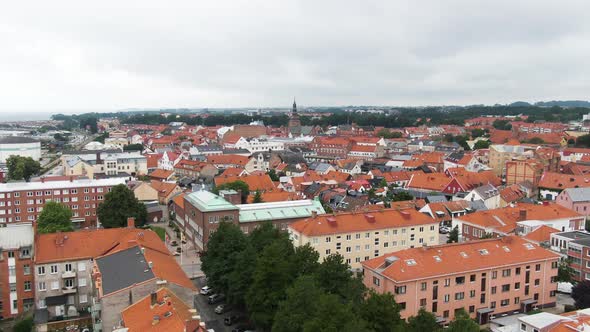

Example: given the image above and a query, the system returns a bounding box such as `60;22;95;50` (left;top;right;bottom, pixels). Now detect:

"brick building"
0;223;34;319
0;178;125;228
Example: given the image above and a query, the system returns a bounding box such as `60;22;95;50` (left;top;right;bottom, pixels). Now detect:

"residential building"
309;136;351;160
0;223;34;319
288;208;439;270
0;178;125;228
462;184;501;210
63;151;147;178
555;187;590;216
505;159;544;191
488;144;531;176
173;159;218;179
214;173;276;193
157;151;182;171
549;231;590;255
362;236;559;324
235;137;285;153
566;237;590;282
453;203;585;241
538;172;590;200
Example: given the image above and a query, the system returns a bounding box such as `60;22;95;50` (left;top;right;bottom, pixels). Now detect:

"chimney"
150;292;157;306
148;261;153;269
400;211;411;219
41;176;45;183
127;217;135;228
311;210;318;219
364;214;376;223
152;315;160;326
542;201;549;206
519;209;527;221
69;175;74;182
327;217;337;226
96;152;102;164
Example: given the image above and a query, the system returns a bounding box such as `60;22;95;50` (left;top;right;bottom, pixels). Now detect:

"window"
38;266;45;275
9;283;16;292
491;286;497;294
23;264;30;275
65;279;74;288
455;276;465;285
356;233;361;239
325;249;331;255
346;247;351;253
444;278;451;287
470;290;476;298
7;251;14;258
420;298;427;307
443;310;449;318
491;301;496;309
346;234;351;240
395;286;406;294
502;269;511;277
492;271;498;279
535;264;541;271
515;297;520;304
365;232;370;238
336;243;341;250
50;265;58;274
501;299;510;307
79;294;88;303
8;266;15;277
534;279;540;286
325;237;331;243
420;282;427;291
24;281;31;291
469;305;475;313
455;292;465;300
65;263;72;272
444;294;450;302
38;282;46;291
470;274;476;282
373;277;381;286
51;281;59;290
502;284;510;292
515;282;521;290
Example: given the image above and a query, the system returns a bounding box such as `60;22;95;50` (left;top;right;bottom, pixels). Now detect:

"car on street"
439;226;451;234
224;314;244;326
200;286;213;295
215;303;232;314
208;293;225;304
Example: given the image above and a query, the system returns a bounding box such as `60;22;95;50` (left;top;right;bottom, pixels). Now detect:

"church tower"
288;98;301;133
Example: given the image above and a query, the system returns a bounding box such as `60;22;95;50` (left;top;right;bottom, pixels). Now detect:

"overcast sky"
1;0;589;112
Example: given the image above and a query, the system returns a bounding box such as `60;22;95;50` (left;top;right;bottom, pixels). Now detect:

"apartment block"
0;178;125;228
0;223;34;319
288;208;439;270
362;236;559;325
62;151;147;178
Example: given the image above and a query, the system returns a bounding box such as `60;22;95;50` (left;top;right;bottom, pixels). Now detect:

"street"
193;276;246;332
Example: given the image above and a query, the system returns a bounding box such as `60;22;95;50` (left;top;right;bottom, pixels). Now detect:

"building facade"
363;236;559;325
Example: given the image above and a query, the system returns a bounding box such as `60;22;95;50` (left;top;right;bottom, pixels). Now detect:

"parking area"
193;277;252;332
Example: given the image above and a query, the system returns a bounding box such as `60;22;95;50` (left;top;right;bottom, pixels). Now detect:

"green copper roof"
237;198;325;223
185;190;238;212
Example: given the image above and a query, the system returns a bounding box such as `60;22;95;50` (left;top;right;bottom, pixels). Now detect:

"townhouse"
555;187;590;216
453;203;585;241
309;136;351;160
288;208;439;270
362;236;560;324
173;159;218;179
0;178;125;228
63;151;147;178
0;223;34;319
538;172;590;200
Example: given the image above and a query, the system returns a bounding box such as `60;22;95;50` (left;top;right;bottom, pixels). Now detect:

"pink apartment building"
362;236;559;326
556;187;590;217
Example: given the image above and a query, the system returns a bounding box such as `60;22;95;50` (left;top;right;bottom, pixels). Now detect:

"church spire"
292;97;297;114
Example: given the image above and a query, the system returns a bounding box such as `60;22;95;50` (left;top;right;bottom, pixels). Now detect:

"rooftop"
0;177;125;193
363;236;559;282
184;190;238;212
0;136;39;144
237;198;325;223
562;187;590;202
96;245;155;296
0;223;33;249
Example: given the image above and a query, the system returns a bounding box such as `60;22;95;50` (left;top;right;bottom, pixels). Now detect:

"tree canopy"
213;180;250;203
96;184;147;228
473;140;491;150
6;156;41;182
572;280;590;309
447;226;459;243
37;201;74;234
253;190;264;203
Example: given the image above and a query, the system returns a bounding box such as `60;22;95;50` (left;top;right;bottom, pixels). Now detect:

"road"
193;276;243;332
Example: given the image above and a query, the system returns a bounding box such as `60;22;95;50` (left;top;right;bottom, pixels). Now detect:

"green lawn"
150;226;167;241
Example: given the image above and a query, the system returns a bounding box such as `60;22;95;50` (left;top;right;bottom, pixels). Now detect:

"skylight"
524;243;535;250
405;259;417;266
502;246;511;252
479;249;489;255
460;251;468;258
433;256;442;262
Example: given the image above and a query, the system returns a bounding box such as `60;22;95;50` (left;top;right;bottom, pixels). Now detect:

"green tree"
577;134;590;148
392;191;414;202
214;180;250;203
123;143;144;151
407;308;441;332
493;119;512;130
368;188;377;199
359;290;403;332
202;222;248;298
293;244;320;276
302;293;368;332
447;225;459;243
37;201;74;234
97;184;147;228
473;140;491;150
558;257;575;283
273;276;324;332
447;308;479;332
572;280;590;309
267;169;280;181
246;237;297;330
253;190;264;203
6;156;41;181
377;128;403;139
13;316;34;332
525;137;545;145
314;254;366;304
470;128;486;138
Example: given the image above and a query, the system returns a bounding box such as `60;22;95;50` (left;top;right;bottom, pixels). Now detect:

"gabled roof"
524;225;559;244
214;174;276;192
406;172;450;191
121;287;205;332
561;187;590;202
150;169;174;180
96;246;156;295
206;154;249;167
150;181;179;198
539;172;590;190
362;236;559;282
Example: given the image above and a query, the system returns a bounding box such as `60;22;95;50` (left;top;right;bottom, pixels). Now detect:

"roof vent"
400;211;411;219
163;311;173;318
365;214;376;223
327;217;337;226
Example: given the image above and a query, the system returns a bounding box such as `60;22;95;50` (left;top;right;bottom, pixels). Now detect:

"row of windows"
321;227;435;243
38;294;87;308
37;277;87;291
38;262;86;275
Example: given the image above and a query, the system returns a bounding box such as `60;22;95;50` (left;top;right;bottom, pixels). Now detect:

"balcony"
62;286;77;294
62;270;76;278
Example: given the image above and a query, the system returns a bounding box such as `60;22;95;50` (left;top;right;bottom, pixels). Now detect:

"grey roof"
563;187;590;202
223;148;250;154
0;223;34;249
555;231;590;240
0;136;39;144
426;195;447;203
95;246;155;296
468;200;488;211
473;184;500;199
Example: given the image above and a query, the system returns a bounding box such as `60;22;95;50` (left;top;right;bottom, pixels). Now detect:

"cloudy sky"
1;0;589;112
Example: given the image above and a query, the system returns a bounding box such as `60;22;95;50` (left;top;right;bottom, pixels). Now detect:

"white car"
558;282;573;294
200;286;213;295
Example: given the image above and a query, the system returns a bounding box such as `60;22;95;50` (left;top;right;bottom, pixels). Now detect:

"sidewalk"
152;219;204;279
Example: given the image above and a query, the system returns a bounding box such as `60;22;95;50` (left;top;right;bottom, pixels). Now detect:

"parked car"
439;226;451;234
232;326;255;332
224;314;243;326
208;293;225;304
170;240;178;246
176;247;182;253
215;304;233;314
200;286;213;295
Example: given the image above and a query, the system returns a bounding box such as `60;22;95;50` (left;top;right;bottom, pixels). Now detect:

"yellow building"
288;208;439;270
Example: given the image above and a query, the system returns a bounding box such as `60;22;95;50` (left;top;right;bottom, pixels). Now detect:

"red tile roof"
524;225;559;244
539;172;590;190
406;172;450;191
363;236;559;282
214;173;276;192
289;208;436;237
150;169;174;180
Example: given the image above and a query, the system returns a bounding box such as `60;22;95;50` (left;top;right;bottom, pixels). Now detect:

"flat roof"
0;223;33;248
553;231;590;240
236;199;325;223
184;190;238;212
0;178;125;192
